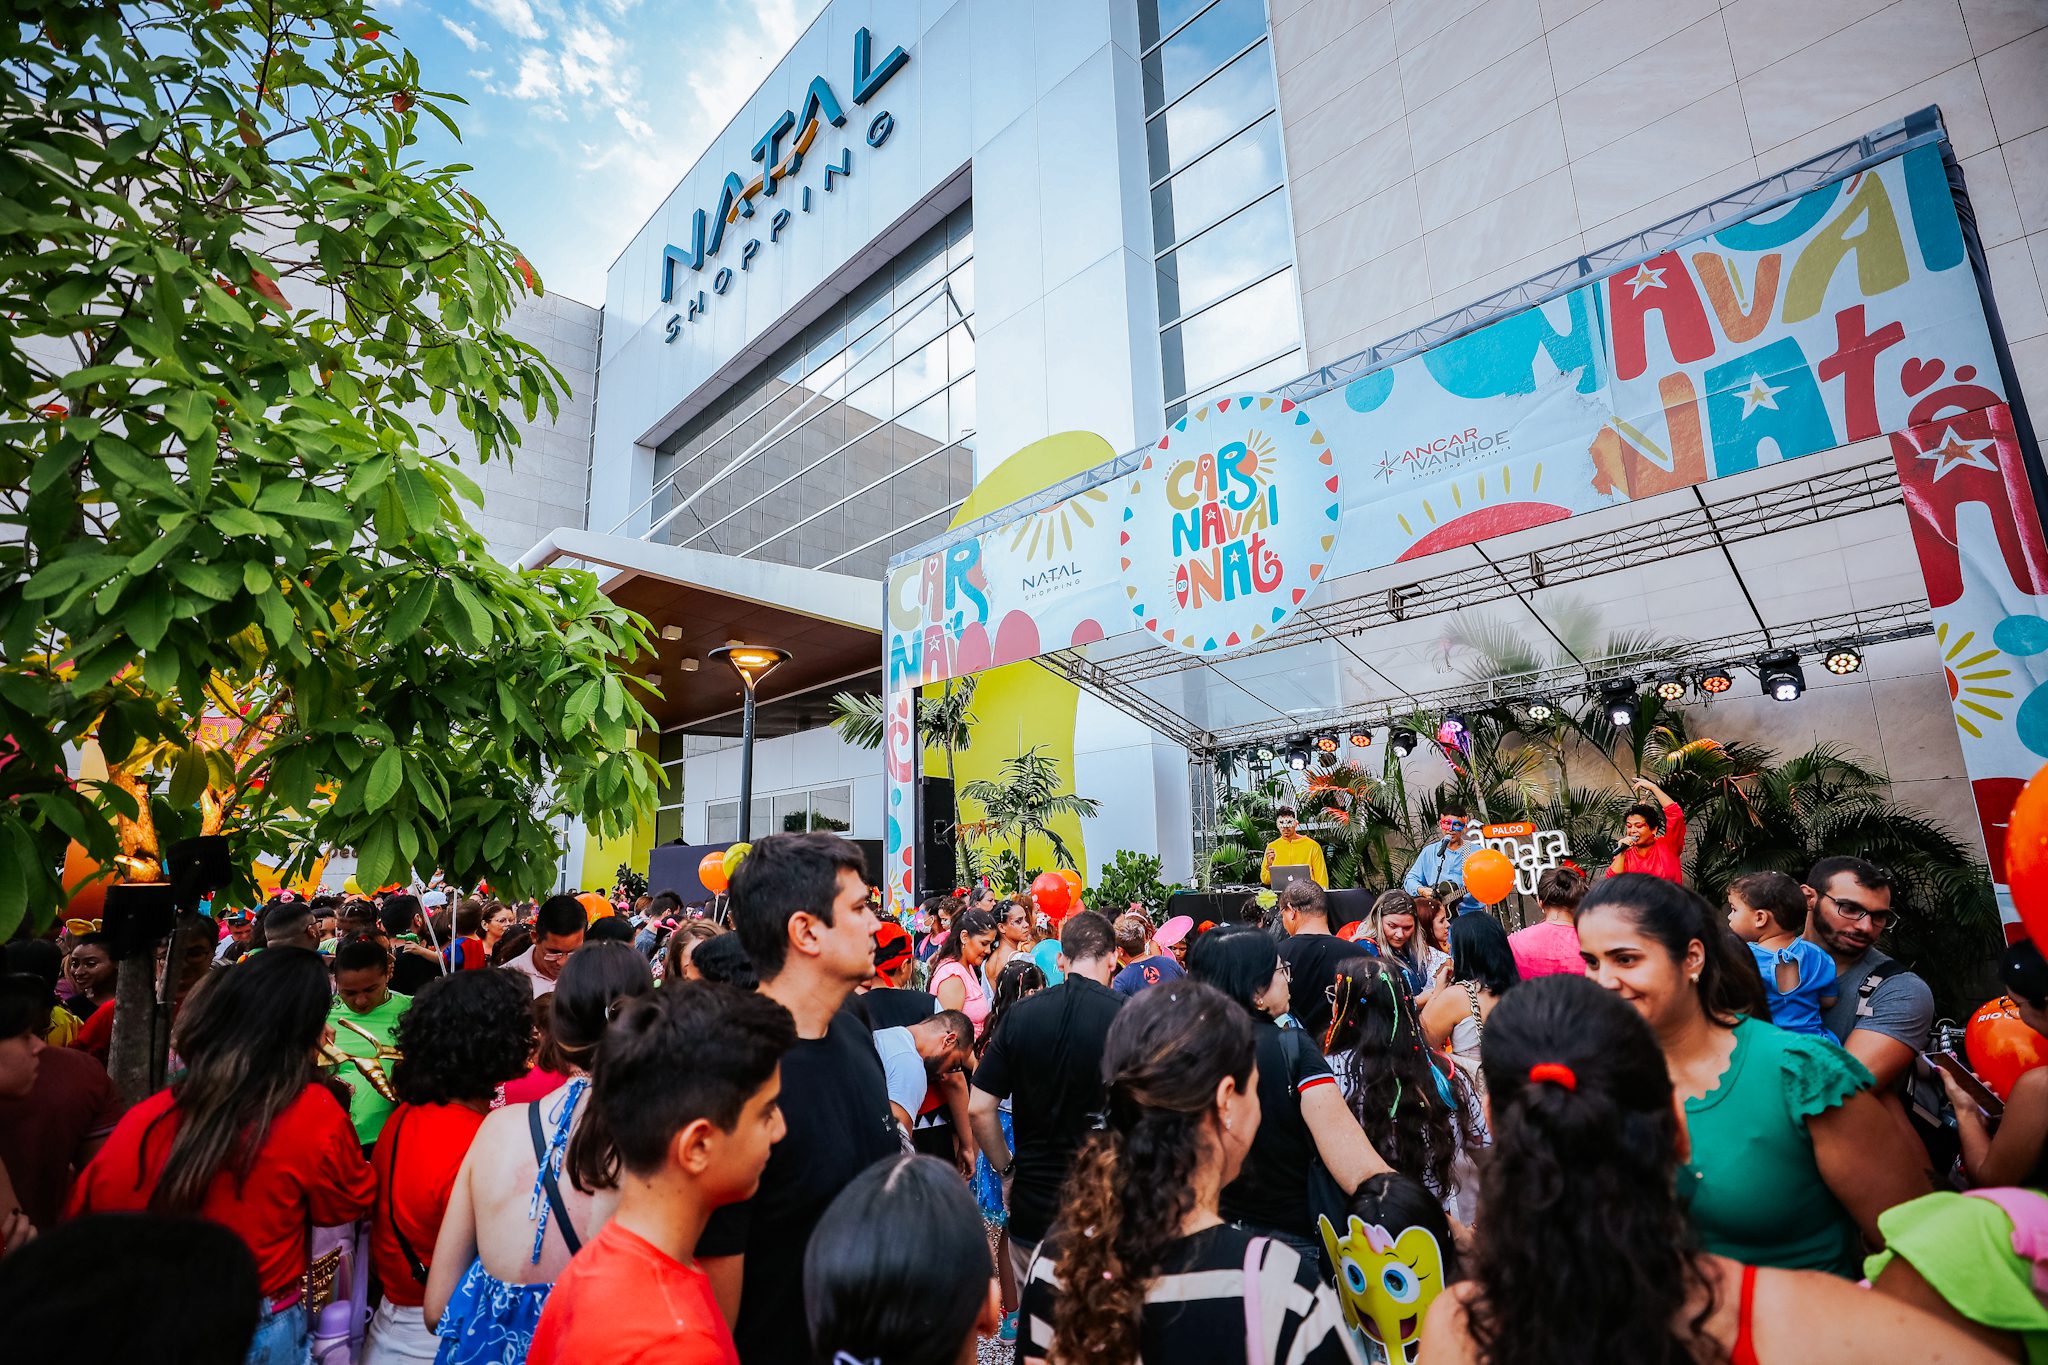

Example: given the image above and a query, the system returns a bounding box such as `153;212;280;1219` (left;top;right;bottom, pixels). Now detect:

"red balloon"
1031;871;1072;919
698;851;729;894
1965;995;2048;1101
2007;761;2048;947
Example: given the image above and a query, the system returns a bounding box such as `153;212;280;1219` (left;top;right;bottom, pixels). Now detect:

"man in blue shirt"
1403;803;1480;914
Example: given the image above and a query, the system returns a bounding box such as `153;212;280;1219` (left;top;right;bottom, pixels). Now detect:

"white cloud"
509;48;558;100
470;0;545;41
614;107;653;141
441;17;486;51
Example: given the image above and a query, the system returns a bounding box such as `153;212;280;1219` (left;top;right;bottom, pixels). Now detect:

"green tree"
0;0;659;933
958;744;1099;877
830;677;978;875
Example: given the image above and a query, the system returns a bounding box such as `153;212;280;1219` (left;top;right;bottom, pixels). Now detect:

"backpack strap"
527;1097;583;1257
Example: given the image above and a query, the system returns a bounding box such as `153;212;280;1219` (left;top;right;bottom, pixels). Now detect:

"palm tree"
1209;776;1289;883
830;678;980;875
958;744;1101;876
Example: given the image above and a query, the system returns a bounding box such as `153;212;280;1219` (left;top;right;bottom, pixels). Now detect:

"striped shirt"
1017;1224;1362;1365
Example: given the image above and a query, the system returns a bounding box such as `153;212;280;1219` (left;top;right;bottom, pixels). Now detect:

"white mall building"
479;0;2048;893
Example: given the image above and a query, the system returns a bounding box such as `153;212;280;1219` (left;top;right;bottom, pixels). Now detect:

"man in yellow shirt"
1260;806;1328;887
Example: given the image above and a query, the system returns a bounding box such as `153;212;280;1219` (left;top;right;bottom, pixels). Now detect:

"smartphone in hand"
1926;1051;2004;1119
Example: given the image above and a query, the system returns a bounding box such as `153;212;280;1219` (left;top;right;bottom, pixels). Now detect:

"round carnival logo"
1119;394;1340;654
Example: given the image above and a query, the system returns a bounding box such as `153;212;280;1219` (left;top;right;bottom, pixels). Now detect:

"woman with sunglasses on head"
1189;924;1388;1260
424;944;653;1364
1325;956;1485;1226
1575;874;1928;1277
1416;974;2000;1365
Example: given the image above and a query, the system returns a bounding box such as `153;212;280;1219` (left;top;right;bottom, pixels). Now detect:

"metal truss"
1031;651;1213;751
1079;449;1904;686
1200;597;1935;750
886;107;1946;573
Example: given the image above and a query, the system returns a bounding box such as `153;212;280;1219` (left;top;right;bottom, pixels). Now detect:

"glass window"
658;732;687;763
1143;0;1266;110
658;758;685;806
772;792;809;834
1157;188;1292;324
654;808;682;844
1145;42;1274;180
1161;267;1299;401
1151;112;1282;250
707;801;739;846
812;786;852;832
1139;0;1217;49
1170;347;1307;422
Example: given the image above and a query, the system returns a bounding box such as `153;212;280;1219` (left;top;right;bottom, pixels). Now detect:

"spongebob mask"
1317;1214;1445;1363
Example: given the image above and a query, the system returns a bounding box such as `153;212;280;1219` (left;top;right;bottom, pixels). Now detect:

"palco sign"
1477;822;1571;897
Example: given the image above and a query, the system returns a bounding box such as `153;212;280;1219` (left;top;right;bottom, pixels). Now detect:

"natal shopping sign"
883;132;2048;920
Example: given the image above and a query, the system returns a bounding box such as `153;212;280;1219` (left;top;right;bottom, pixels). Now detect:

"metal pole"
737;682;757;842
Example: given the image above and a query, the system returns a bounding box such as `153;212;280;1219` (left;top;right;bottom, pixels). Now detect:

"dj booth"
1165;886;1373;932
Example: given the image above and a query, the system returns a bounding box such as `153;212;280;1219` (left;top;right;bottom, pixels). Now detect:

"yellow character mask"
1317;1214;1445;1362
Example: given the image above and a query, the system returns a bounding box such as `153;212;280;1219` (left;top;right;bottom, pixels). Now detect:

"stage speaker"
920;775;957;894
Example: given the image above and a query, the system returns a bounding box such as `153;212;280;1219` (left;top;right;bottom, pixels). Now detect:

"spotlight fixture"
1823;644;1863;676
1698;664;1735;695
1347;731;1373;749
1652;673;1688;702
1315;749;1338;769
1759;649;1805;702
1286;739;1312;771
1314;734;1341;754
1599;677;1639;728
1524;697;1555;722
1254;744;1276;761
1390;727;1417;758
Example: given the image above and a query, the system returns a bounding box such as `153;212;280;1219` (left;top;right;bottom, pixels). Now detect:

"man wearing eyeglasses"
1802;855;1932;1093
505;894;587;998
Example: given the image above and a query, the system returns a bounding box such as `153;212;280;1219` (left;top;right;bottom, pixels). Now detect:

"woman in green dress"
1575;873;1928;1276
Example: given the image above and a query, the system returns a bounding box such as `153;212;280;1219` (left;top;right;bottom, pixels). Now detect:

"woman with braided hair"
1415;974;1999;1365
1324;955;1485;1225
1015;980;1360;1364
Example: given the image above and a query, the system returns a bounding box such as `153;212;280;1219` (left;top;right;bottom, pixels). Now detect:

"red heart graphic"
1324;475;1339;492
1902;357;1945;394
1291;588;1306;604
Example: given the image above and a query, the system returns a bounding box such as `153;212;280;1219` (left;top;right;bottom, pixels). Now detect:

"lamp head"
708;643;791;691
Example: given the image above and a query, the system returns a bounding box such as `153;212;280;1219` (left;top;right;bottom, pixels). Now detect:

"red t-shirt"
502;1067;569;1106
0;1045;122;1230
529;1221;739;1365
69;999;116;1063
370;1102;487;1307
70;1082;377;1296
1619;801;1687;883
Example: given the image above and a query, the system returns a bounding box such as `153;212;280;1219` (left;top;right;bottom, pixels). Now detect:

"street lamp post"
708;644;791;843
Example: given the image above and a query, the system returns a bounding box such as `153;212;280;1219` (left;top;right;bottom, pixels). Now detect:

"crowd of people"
1;827;2044;1364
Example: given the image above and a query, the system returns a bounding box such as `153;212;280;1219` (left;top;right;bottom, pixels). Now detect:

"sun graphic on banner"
1226;428;1278;486
1007;487;1111;562
1938;622;2016;738
1393;462;1574;560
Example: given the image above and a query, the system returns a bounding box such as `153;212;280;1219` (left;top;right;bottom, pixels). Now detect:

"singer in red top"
1608;776;1687;884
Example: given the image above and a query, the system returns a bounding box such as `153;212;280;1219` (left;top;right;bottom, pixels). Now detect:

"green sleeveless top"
1679;1014;1872;1276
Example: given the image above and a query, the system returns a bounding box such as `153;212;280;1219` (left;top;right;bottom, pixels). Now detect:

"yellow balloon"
723;841;753;878
343;876;363;895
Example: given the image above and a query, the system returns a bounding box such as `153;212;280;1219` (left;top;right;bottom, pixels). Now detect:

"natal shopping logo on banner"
1120;395;1340;653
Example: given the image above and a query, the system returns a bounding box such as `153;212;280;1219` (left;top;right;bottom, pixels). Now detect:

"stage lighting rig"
1389;727;1417;758
1698;665;1736;695
1760;650;1805;702
1823;644;1863;675
1599;677;1639;728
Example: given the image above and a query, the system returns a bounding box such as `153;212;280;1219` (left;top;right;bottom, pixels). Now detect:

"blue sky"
385;0;827;305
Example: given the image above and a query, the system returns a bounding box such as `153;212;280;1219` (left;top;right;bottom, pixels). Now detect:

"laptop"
1271;865;1315;895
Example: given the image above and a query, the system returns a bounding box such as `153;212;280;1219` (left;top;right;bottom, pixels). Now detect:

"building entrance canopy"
878;108;2048;923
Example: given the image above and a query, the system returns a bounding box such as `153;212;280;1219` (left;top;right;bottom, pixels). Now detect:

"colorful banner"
882;137;2033;913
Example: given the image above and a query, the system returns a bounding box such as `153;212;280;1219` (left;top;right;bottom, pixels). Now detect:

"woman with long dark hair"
1421;911;1521;1081
70;947;376;1363
424;945;653;1364
1417;974;1998;1365
1576;874;1925;1277
931;908;997;1040
1324;956;1484;1224
807;1154;999;1365
1018;981;1359;1364
1189;924;1386;1257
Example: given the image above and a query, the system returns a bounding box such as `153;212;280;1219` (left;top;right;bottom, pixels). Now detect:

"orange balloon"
578;891;613;922
1966;994;2048;1100
1463;848;1516;905
698;851;729;894
2006;761;2048;946
1057;868;1083;899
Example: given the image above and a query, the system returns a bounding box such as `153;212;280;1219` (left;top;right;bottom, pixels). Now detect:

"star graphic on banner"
1624;263;1666;297
1919;432;1998;482
1736;374;1785;418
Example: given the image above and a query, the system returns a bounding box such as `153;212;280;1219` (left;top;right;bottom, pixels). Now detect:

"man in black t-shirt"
1276;881;1367;1043
970;910;1124;1283
698;834;898;1364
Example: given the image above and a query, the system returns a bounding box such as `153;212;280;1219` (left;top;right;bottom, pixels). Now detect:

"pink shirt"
929;960;990;1038
1508;919;1585;981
